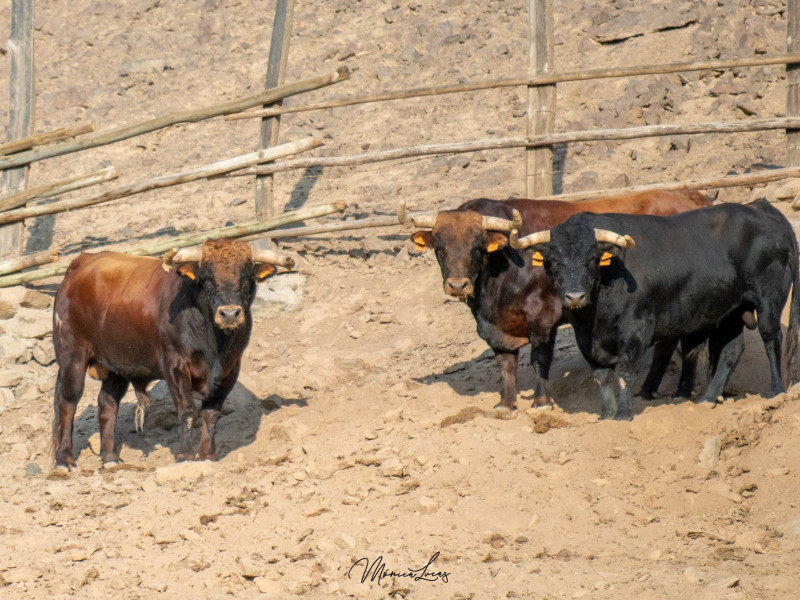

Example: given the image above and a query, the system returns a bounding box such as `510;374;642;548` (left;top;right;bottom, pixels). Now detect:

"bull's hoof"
697;396;719;407
195;454;218;462
176;453;196;462
101;460;122;470
52;463;74;475
614;411;634;422
635;388;656;401
530;396;554;410
490;405;518;420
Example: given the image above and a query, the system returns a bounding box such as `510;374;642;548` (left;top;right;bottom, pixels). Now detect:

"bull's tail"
783;233;800;389
133;387;151;433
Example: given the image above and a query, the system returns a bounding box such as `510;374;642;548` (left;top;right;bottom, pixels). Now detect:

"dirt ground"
2;1;800;599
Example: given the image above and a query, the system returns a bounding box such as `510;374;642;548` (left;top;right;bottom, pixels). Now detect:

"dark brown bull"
403;190;711;412
52;239;294;469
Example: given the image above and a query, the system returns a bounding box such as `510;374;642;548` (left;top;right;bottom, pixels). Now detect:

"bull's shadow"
413;324;781;418
69;380;308;465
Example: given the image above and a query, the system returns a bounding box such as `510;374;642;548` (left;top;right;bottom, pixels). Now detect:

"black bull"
516;199;800;420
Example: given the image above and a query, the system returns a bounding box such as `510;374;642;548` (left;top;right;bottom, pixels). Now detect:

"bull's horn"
594;228;635;249
510;229;550;249
250;247;296;269
162;246;203;270
398;200;437;229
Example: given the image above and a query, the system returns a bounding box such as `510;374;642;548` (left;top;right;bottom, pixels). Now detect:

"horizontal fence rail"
227;53;800;121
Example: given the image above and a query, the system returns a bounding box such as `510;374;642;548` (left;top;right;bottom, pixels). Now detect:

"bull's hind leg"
699;321;745;404
53;363;87;469
756;306;785;397
638;339;677;399
675;333;707;398
97;373;129;464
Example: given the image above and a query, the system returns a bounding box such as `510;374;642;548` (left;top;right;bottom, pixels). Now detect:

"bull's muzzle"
564;292;588;310
444;278;474;298
215;304;245;330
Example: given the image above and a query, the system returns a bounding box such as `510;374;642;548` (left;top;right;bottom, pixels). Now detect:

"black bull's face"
411;212;511;299
531;219;621;310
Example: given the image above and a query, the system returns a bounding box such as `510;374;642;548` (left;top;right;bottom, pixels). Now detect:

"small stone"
683;567;704;584
698;435;721;470
25;462;42;476
70;547;93;562
293;471;307;481
155;462;214;484
16;319;52;339
150;525;180;545
335;532;356;549
592;478;609;487
0;371;22;388
254;577;282;594
378;457;406;478
417;495;439;514
768;467;789;477
528;514;541;529
141;478;159;493
383;408;403;423
20;289;53;310
239;557;265;578
269;419;310;443
649;549;663;561
364;431;379;440
180;529;201;541
32;341;56;366
0;299;17;319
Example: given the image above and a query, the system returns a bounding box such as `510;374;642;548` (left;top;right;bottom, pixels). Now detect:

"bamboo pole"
0;0;34;258
0;249;59;276
788;0;800;165
526;0;555;197
225;53;800;121
0;164;118;212
534;166;800;203
255;0;294;220
225;117;800;178
0;68;348;171
0;137;322;226
0;202;346;287
0;124;93;157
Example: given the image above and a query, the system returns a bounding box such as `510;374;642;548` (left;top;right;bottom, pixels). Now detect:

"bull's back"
55;252;171;375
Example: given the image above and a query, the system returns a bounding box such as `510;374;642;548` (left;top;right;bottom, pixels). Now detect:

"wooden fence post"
788;0;800;166
254;0;295;220
526;0;555;198
0;0;34;258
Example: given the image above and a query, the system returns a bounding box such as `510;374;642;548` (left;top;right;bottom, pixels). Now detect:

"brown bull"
402;190;711;412
52;239;293;469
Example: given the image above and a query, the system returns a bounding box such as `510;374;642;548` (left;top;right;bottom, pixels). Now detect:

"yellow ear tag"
599;251;613;266
487;242;499;253
532;251;544;267
184;271;195;280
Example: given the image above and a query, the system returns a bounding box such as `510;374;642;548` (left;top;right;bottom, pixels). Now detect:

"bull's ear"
254;263;277;282
485;232;508;253
177;262;198;281
411;231;434;251
598;243;621;267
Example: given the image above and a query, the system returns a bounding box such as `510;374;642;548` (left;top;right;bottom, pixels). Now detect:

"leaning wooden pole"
0;249;59;276
0;124;93;157
0;68;348;171
526;0;555;197
0;164;118;212
788;0;800;166
226;117;800;178
0;202;346;287
0;138;322;227
255;0;294;220
0;0;34;257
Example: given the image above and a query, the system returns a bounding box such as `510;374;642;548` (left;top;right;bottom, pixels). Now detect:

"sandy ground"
1;1;800;598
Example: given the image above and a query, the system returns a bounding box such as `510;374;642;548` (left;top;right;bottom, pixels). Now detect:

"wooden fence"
1;0;800;285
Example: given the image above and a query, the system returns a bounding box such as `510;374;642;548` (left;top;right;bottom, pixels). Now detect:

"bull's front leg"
529;323;558;409
197;361;241;461
493;348;519;411
165;364;198;461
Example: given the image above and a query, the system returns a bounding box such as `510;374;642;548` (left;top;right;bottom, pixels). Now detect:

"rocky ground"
2;0;800;598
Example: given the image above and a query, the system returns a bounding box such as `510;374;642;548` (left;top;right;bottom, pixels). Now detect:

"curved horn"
398;200;437;229
510;229;550;250
594;228;635;249
481;209;523;232
163;246;203;270
250;247;296;269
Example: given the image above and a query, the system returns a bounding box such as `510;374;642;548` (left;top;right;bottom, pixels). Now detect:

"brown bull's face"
412;211;509;300
177;239;276;333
